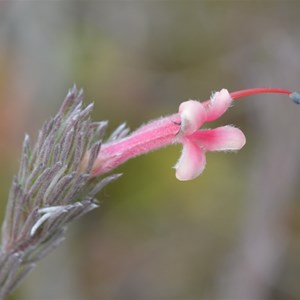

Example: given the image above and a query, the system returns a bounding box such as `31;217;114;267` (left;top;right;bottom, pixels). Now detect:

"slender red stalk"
202;87;300;108
230;87;293;100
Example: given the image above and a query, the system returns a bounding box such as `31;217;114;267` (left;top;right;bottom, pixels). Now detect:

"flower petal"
175;138;206;181
190;126;246;151
206;89;233;122
179;100;206;135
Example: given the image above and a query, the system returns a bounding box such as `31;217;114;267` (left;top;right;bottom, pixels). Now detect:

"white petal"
179;100;206;134
206;89;233;122
175;139;206;181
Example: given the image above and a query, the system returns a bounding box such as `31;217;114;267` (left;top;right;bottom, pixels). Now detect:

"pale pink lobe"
205;89;233;122
190;125;246;151
175;138;206;181
179;100;206;134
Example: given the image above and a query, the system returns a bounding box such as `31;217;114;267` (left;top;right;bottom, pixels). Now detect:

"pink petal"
206;89;233;122
175;138;206;181
190;126;246;151
179;100;206;134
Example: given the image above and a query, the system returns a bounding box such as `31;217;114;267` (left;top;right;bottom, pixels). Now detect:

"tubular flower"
90;87;300;181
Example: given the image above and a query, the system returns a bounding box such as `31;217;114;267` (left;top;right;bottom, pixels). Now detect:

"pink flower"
87;87;297;181
174;89;245;180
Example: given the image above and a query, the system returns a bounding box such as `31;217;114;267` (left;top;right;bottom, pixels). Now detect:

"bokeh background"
1;1;300;299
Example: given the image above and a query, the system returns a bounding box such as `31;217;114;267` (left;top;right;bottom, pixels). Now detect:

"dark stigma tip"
289;92;300;105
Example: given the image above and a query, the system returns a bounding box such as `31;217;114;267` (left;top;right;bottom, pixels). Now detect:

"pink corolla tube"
86;87;299;181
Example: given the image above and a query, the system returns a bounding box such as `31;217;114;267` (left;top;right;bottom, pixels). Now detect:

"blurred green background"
1;1;300;299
